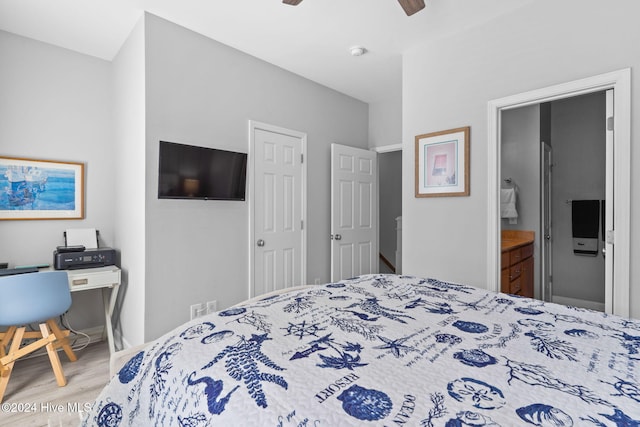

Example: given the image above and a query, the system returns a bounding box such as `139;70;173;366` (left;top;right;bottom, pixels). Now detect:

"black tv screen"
158;141;247;201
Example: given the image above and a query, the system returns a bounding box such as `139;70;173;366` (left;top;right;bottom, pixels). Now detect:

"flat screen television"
158;141;247;201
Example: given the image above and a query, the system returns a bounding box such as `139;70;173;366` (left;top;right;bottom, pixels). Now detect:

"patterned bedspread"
83;274;640;426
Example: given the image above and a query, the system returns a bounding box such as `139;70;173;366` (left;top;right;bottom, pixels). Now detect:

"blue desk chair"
0;271;77;403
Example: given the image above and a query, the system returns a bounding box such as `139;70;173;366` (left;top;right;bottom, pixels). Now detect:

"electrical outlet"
190;303;206;320
206;300;218;314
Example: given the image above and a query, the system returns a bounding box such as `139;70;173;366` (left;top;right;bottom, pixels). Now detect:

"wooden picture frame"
415;126;470;197
0;156;85;220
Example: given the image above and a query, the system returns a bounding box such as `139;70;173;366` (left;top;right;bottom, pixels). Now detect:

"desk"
66;266;120;355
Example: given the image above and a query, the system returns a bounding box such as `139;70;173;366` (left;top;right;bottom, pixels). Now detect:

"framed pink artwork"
415;127;470;197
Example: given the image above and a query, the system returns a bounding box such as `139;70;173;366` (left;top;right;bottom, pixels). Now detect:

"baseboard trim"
552;295;605;312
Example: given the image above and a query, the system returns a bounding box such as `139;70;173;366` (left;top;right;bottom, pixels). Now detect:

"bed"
82;274;640;426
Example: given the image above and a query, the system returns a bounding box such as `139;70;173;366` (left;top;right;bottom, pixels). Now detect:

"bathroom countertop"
501;230;534;251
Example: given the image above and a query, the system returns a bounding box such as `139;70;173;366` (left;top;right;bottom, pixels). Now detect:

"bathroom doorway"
487;69;631;317
500;92;606;310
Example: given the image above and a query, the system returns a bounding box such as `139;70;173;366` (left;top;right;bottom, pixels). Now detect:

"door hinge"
607;116;614;131
606;230;615;245
301;220;304;230
301;153;304;163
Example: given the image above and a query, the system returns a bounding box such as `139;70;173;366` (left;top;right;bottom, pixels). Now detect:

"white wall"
111;18;147;348
0;30;113;330
143;14;368;340
402;0;640;318
369;97;402;149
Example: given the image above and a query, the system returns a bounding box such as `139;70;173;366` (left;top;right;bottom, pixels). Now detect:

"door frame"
486;68;631;317
540;142;552;303
248;120;307;298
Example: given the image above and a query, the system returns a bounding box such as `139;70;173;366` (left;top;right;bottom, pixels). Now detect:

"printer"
53;246;116;270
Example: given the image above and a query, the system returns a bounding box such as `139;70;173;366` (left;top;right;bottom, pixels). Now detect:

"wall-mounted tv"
158;141;247;201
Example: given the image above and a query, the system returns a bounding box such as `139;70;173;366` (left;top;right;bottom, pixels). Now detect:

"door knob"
334;234;342;240
545;234;551;240
257;239;265;247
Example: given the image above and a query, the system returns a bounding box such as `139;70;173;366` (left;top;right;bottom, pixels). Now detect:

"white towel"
500;188;518;219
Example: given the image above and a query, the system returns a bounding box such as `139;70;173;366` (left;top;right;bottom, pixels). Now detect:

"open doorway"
500;92;606;311
487;69;631;317
378;149;402;274
373;144;403;274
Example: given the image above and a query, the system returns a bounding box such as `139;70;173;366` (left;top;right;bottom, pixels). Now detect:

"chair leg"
39;323;66;387
0;326;17;360
46;319;77;363
0;327;25;404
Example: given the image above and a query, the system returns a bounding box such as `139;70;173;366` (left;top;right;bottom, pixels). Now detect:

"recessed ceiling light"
350;46;367;57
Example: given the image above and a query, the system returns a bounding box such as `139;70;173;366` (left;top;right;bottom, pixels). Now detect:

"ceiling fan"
282;0;425;16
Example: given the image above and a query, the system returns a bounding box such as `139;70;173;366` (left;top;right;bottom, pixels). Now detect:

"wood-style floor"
0;341;110;427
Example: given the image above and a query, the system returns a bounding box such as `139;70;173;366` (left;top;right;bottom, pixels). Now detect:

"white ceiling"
0;0;533;104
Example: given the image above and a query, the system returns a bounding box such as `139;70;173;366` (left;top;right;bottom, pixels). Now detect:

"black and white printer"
53;228;116;270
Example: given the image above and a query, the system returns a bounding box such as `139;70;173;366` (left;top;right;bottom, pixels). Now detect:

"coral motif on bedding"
202;333;287;408
83;274;640;426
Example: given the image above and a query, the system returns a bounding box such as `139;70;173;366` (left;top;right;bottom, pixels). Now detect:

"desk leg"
101;284;119;355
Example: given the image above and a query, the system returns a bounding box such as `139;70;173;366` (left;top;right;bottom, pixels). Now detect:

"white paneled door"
251;123;306;297
331;143;378;281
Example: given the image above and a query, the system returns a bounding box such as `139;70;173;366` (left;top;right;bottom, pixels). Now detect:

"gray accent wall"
402;0;640;318
142;14;368;341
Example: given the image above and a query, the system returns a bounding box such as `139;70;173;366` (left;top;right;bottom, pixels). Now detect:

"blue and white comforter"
83;274;640;426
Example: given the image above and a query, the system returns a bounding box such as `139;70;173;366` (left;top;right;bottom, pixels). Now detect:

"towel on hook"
500;188;518;219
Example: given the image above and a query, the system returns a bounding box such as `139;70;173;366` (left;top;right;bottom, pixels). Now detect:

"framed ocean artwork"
0;156;84;220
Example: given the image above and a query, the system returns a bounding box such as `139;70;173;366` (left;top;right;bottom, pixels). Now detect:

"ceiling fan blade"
283;0;303;5
398;0;425;16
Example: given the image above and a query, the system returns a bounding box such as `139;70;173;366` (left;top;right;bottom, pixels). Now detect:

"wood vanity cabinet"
501;231;534;298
